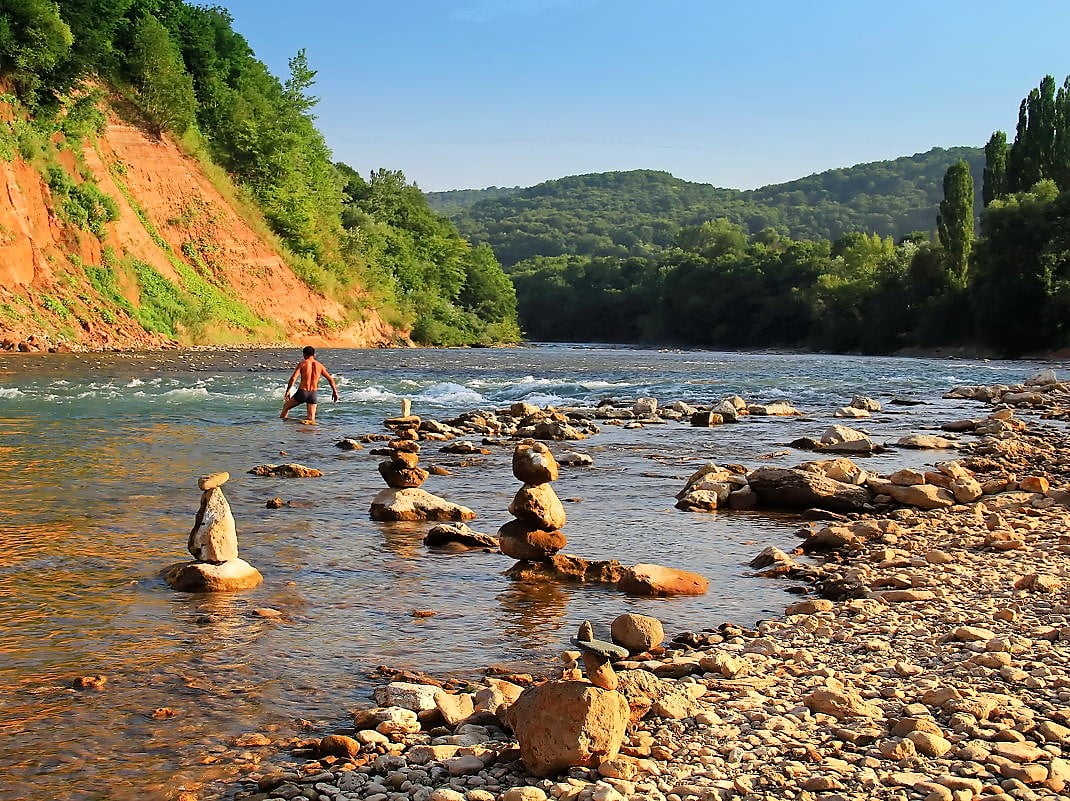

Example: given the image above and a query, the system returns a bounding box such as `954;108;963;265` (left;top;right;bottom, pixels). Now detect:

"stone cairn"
498;440;568;562
162;472;263;592
369;403;476;522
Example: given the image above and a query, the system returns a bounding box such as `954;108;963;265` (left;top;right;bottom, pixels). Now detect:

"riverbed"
0;346;1053;799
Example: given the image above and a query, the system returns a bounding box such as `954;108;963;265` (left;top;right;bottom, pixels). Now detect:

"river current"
0;345;1054;799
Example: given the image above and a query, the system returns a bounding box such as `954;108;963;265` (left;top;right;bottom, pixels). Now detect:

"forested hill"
427;147;983;266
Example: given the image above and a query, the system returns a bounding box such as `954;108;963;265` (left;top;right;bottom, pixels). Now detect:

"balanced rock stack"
498;440;569;561
162;472;263;592
369;404;476;522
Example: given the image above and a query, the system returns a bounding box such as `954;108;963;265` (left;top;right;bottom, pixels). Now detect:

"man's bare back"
280;346;339;423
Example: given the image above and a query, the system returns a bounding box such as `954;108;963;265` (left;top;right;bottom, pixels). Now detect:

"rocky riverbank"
223;374;1070;801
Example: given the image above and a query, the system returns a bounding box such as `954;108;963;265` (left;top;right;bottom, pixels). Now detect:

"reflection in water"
0;347;1048;799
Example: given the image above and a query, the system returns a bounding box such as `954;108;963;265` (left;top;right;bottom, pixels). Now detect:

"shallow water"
0;345;1053;799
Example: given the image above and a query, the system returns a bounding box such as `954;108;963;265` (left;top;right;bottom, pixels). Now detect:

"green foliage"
339;164;520;344
0;0;73;103
983;131;1007;206
431;150;984;268
937;160;974;288
127;12;197;136
48;165;119;236
130;257;186;336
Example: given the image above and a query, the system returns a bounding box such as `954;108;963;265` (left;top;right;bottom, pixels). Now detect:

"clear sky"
215;0;1070;192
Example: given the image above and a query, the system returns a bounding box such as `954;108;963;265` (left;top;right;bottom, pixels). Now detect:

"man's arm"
285;366;300;393
323;367;340;401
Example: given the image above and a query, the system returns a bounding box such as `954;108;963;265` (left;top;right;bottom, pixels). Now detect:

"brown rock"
1019;475;1050;493
378;462;430;488
887;483;955;509
610;614;665;653
618;563;709;596
506;554;625;584
583;653;618;690
318;735;361;759
248;463;323;478
198;471;230;490
803;687;881;719
503;681;629;777
512;441;560;484
436;692;475;726
498;520;568;560
509;483;568;529
390;450;421;468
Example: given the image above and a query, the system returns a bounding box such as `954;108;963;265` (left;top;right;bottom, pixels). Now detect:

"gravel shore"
229;380;1070;801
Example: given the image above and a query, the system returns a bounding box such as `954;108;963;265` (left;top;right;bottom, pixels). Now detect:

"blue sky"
216;0;1070;192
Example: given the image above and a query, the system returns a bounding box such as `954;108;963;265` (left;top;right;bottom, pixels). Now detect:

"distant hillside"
427;147;984;266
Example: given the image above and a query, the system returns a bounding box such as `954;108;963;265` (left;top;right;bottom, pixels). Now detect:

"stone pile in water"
369;406;476;522
498;440;569;561
503;441;709;596
162;472;263;592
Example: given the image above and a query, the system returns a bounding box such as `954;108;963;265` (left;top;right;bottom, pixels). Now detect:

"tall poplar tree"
937;159;974;288
982;131;1007;206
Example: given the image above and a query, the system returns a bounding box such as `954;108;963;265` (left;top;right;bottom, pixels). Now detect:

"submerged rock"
162;558;263;592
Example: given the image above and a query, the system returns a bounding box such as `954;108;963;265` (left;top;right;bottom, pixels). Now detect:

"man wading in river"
279;346;339;424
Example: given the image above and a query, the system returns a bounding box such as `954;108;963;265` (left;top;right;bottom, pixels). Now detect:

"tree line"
0;0;519;345
498;77;1070;357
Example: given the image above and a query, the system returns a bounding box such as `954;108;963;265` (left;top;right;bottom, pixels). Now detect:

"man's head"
302;346;316;358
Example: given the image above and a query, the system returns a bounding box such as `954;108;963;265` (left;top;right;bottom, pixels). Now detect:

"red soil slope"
0;109;401;351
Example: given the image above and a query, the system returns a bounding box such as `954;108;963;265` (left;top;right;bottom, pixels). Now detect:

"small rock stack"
369;405;476;522
162;472;263;592
498;440;568;561
377;440;429;490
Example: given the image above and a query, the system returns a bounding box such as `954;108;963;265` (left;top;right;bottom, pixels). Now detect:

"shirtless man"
279;346;339;423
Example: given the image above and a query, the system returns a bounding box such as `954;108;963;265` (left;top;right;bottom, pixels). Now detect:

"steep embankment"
0;106;401;352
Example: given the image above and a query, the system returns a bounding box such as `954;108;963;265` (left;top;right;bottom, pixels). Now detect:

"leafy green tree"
937;159;974;287
0;0;73;102
126;12;197;135
983;131;1008;206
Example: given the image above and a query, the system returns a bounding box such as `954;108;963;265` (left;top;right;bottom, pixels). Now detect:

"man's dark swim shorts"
292;388;319;405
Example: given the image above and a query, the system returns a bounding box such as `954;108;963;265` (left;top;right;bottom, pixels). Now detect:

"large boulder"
509;483;567;529
188;487;238;563
747;466;871;512
498;520;568;560
503;681;629;777
618;563;708;596
512;441;560;484
162;558;263;592
370;488;476;522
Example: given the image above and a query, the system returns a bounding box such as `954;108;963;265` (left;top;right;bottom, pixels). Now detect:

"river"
0;345;1052;799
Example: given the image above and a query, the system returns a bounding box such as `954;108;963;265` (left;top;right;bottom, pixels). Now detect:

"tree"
0;0;73;102
127;12;197;135
982;131;1007;206
937;159;974;287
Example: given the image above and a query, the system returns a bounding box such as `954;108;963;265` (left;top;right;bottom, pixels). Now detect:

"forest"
0;0;520;345
431;80;1070;356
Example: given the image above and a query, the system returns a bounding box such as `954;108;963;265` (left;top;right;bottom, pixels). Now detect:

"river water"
0;345;1052;799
